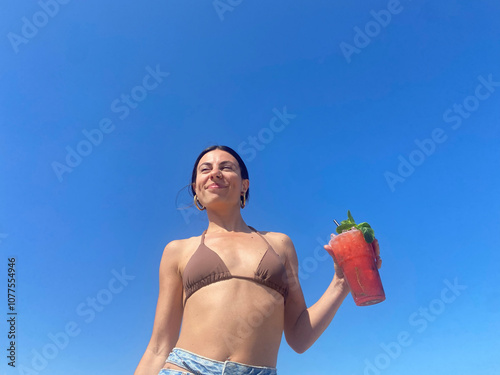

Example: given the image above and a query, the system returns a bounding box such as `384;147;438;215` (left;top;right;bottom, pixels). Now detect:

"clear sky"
1;1;500;374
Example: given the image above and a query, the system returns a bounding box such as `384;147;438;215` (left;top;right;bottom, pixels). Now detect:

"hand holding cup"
325;211;385;306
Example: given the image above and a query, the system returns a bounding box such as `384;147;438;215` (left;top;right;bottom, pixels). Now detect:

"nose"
210;168;222;179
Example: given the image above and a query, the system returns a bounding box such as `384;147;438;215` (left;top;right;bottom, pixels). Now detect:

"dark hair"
190;145;250;202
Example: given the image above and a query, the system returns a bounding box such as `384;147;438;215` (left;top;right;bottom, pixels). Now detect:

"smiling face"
193;149;249;209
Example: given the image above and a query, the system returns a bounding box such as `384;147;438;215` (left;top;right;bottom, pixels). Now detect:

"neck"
205;205;249;233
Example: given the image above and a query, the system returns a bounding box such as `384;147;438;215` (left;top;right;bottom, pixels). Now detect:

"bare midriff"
162;278;284;370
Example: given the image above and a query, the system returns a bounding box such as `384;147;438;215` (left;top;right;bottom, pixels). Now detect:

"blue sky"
1;1;499;374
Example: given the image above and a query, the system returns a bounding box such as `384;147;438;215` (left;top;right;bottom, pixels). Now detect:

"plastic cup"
329;229;385;306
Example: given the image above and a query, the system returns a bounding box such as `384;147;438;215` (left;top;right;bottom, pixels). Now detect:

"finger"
372;239;380;257
376;257;382;269
324;244;333;256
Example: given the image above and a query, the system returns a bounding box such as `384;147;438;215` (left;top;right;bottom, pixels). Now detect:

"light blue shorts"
158;347;278;375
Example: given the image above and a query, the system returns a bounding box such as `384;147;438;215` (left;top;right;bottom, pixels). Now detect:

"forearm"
134;345;170;375
292;276;350;353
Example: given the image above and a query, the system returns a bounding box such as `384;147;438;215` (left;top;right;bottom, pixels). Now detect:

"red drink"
329;229;385;306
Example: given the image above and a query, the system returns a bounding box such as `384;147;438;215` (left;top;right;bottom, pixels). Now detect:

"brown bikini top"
182;226;289;304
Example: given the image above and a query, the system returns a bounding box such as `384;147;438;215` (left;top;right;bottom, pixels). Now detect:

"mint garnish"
335;210;375;243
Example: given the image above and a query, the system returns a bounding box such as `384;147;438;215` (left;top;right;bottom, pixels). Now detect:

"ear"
242;179;249;193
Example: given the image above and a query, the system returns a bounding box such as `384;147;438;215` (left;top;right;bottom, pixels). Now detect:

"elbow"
146;336;175;357
292;342;311;354
293;346;307;354
146;343;171;357
287;336;312;354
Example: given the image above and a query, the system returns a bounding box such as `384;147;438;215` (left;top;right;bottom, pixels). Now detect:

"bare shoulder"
259;230;296;258
162;235;201;254
161;235;203;272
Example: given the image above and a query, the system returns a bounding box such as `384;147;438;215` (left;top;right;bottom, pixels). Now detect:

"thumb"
324;244;334;257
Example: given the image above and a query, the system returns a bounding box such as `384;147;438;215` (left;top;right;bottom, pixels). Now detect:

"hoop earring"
240;194;246;209
194;195;205;211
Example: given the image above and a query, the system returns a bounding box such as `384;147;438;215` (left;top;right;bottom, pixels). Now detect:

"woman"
134;145;381;375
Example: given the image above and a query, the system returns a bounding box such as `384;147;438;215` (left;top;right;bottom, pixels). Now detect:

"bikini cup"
182;227;289;303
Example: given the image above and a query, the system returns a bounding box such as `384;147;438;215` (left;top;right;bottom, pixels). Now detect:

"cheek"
195;176;207;191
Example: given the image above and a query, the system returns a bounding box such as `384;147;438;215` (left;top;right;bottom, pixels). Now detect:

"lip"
206;184;227;189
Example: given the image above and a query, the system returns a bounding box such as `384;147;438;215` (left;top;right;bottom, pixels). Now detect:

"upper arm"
276;234;308;349
147;240;184;356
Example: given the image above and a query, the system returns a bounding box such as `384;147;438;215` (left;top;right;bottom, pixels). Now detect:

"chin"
205;198;238;208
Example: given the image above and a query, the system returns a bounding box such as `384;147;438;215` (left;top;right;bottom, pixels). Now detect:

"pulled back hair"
190;145;250;202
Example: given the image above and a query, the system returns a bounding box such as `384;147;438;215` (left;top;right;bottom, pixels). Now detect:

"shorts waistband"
165;347;277;375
